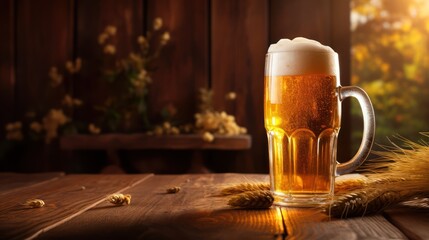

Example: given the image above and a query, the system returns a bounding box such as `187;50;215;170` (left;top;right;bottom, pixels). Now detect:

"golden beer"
264;74;340;198
265;37;375;206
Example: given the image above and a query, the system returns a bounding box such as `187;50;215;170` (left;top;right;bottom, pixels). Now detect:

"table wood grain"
385;205;429;240
0;172;64;195
0;173;426;240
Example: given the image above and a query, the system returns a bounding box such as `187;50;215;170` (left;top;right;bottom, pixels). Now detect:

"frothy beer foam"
266;37;339;76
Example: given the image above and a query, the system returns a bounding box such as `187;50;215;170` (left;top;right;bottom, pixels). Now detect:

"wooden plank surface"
0;174;152;240
0;173;426;239
39;174;284;239
384;204;429;240
0;172;64;195
281;208;407;239
60;133;251;150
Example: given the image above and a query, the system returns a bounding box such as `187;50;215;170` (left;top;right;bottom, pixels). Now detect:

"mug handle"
336;86;376;175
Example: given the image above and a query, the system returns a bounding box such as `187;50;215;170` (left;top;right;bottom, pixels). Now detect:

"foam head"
265;37;339;77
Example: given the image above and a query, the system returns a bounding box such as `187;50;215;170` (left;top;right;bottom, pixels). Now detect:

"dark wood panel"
211;0;269;173
0;0;15;129
15;0;74;118
0;174;152;240
330;0;351;86
269;0;331;44
1;0;355;174
146;0;209;123
331;0;352;162
38;174;284;239
13;0;75;172
75;0;143;121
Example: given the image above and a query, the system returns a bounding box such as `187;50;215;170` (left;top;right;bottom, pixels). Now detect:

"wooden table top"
0;173;427;240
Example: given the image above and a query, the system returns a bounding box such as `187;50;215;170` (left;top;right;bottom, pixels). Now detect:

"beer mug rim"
265;51;339;77
266;51;338;55
267;37;337;54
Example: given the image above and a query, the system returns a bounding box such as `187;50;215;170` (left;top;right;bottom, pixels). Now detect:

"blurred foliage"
351;0;429;146
96;22;170;133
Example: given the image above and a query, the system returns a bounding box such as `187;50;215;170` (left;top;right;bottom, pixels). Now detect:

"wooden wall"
0;0;350;173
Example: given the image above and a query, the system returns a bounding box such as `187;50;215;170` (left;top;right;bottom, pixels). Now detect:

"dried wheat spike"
334;174;368;194
166;186;181;194
329;189;414;218
107;193;131;205
328;133;429;218
228;190;274;209
25;199;45;208
220;183;270;196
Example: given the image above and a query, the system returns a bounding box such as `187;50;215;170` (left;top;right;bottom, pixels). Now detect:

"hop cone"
228;190;274;209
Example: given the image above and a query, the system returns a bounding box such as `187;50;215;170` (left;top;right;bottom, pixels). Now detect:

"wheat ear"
329;133;429;218
228;190;274;209
220;183;270;196
329;187;423;218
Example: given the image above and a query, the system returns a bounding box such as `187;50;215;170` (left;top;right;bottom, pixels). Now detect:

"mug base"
272;192;333;207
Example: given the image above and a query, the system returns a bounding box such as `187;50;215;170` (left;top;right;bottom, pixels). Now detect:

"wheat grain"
24;199;45;208
166;186;181;194
107;193;131;205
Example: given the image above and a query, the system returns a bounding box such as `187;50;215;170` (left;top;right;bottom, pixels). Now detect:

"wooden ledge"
60;133;252;150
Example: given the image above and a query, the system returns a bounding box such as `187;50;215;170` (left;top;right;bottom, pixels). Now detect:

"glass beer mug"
264;38;375;206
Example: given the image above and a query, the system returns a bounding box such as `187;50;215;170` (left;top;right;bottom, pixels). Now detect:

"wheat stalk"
329;183;428;218
328;133;429;218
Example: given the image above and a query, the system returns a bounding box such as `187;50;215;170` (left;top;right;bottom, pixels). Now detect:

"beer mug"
264;38;375;206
